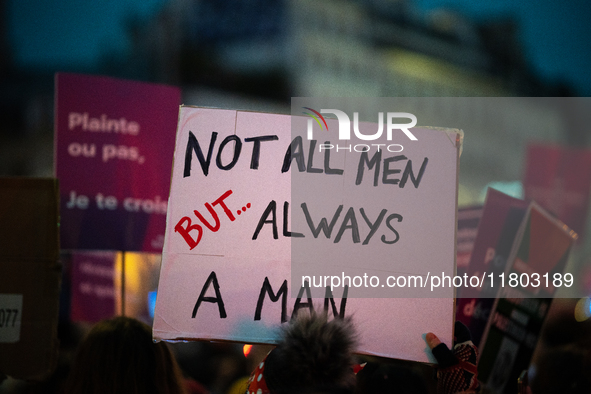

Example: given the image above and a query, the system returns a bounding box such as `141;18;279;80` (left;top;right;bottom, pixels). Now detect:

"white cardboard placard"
154;107;460;362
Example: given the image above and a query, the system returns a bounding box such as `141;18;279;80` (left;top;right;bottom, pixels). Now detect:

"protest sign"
456;205;483;277
0;178;61;380
456;188;530;346
55;73;181;252
477;203;577;393
523;143;591;240
154;106;461;362
70;251;117;323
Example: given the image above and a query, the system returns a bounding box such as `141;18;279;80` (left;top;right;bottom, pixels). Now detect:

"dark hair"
65;316;186;394
354;362;429;394
264;312;357;394
530;345;591;394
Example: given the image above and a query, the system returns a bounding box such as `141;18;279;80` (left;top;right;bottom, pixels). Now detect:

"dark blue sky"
416;0;591;95
7;0;165;70
7;0;591;95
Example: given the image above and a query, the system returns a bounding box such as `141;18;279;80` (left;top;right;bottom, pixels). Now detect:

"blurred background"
2;0;590;186
1;0;591;393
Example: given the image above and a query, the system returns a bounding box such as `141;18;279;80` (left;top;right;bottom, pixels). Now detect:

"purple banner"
70;251;117;323
55;73;181;252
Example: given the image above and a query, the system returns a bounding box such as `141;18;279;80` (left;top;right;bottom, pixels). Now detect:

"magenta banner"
55;73;181;252
524;143;591;240
70;251;117;323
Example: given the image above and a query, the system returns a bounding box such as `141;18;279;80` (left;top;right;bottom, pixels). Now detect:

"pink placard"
70;251;117;323
523;143;591;240
55;73;181;252
154;107;460;362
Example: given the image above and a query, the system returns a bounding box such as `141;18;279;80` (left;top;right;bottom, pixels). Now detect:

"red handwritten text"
175;190;236;250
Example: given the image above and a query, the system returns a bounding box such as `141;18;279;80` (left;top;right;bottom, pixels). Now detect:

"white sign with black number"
0;294;23;343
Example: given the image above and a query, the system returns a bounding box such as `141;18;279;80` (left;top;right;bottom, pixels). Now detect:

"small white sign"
0;294;23;343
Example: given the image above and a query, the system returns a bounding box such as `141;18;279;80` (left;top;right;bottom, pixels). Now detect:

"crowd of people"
1;300;589;394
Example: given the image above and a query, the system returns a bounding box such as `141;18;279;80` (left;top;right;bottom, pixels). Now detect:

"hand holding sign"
426;322;481;394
